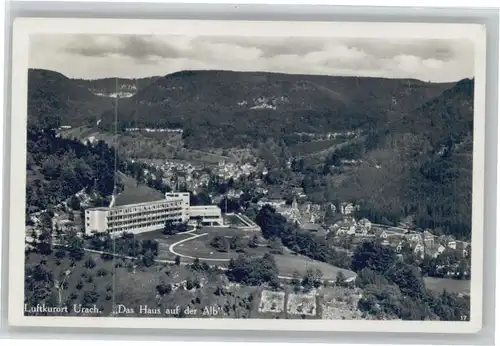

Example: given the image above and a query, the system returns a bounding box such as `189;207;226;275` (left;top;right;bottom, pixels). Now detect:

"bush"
84;257;96;269
97;268;108;277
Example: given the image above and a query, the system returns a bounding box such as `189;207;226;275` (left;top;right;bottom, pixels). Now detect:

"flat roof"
189;205;220;209
87;197;179;211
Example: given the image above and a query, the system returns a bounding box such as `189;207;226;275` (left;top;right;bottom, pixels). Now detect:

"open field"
133;228;356;281
290;138;346;156
180;149;230;164
318;286;364;320
273;254;355;280
114;173;165;206
59;126;113;144
424;277;470;295
286;291;317;316
258;290;285;313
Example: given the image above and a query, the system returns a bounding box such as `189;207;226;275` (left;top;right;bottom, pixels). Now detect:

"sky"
29;34;475;82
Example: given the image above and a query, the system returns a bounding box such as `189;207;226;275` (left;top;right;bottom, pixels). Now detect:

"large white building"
84;192;223;236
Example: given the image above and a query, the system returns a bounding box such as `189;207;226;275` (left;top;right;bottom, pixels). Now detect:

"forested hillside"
95;70;452;149
332;79;474;239
28;69;114;130
72;76;160;97
26;129;121;215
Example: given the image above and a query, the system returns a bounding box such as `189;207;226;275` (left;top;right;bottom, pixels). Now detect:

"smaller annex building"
85;192;223;236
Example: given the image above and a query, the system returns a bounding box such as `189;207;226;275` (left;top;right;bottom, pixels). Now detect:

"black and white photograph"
8;19;486;333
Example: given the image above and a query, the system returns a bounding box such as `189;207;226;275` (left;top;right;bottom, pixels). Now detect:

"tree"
24;264;54;308
302;268;323;290
351;240;397;274
40;213;53;233
227;254;279;286
354;268;390;288
156;283;172;296
291;270;301;285
142;250;156;267
81;290;100;308
244;205;258;220
68;195;81;210
385;262;425;299
229;235;246;252
335;271;346;286
164;220;188;235
97;268;109;277
185;278;195;290
219;198;241;213
255;205;287;239
55;248;67;259
210;235;229;252
84;257;96;269
163;220;177;235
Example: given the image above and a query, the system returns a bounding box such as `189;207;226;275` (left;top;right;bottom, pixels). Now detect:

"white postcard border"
8;18;487;333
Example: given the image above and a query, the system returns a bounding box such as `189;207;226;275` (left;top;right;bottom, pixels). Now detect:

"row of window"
107;202;183;216
87;218;184;233
107;209;183;220
107;213;183;226
109;221;166;232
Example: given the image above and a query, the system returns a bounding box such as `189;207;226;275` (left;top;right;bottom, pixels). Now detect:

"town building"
340;202;355;215
257;198;287;209
358;218;372;232
84;192;223;236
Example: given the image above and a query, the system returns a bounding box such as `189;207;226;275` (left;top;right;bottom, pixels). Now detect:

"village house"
329;203;337;213
383;235;403;251
376;229;388;239
405;232;422;244
439;235;457;250
257;198;287;209
301;222;328;237
334;220;357;236
255;187;269;195
226;189;244;199
358;218;372;232
456;241;470;258
339;202;357;215
447;237;457;250
423;229;434;239
396;241;403;253
310;204;320;212
414;242;425;259
435;244;447;257
304;202;312;213
355;226;368;237
423;240;447;258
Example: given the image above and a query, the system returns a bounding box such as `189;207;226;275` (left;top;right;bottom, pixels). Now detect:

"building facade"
85;192;223;236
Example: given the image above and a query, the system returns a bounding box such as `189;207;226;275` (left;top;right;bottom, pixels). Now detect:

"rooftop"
302;222;324;231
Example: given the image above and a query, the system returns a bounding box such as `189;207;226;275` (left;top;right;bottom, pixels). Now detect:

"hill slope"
28;69;115;130
72;76;160;98
95;70;453;149
334;79;474;239
28;69;474;238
